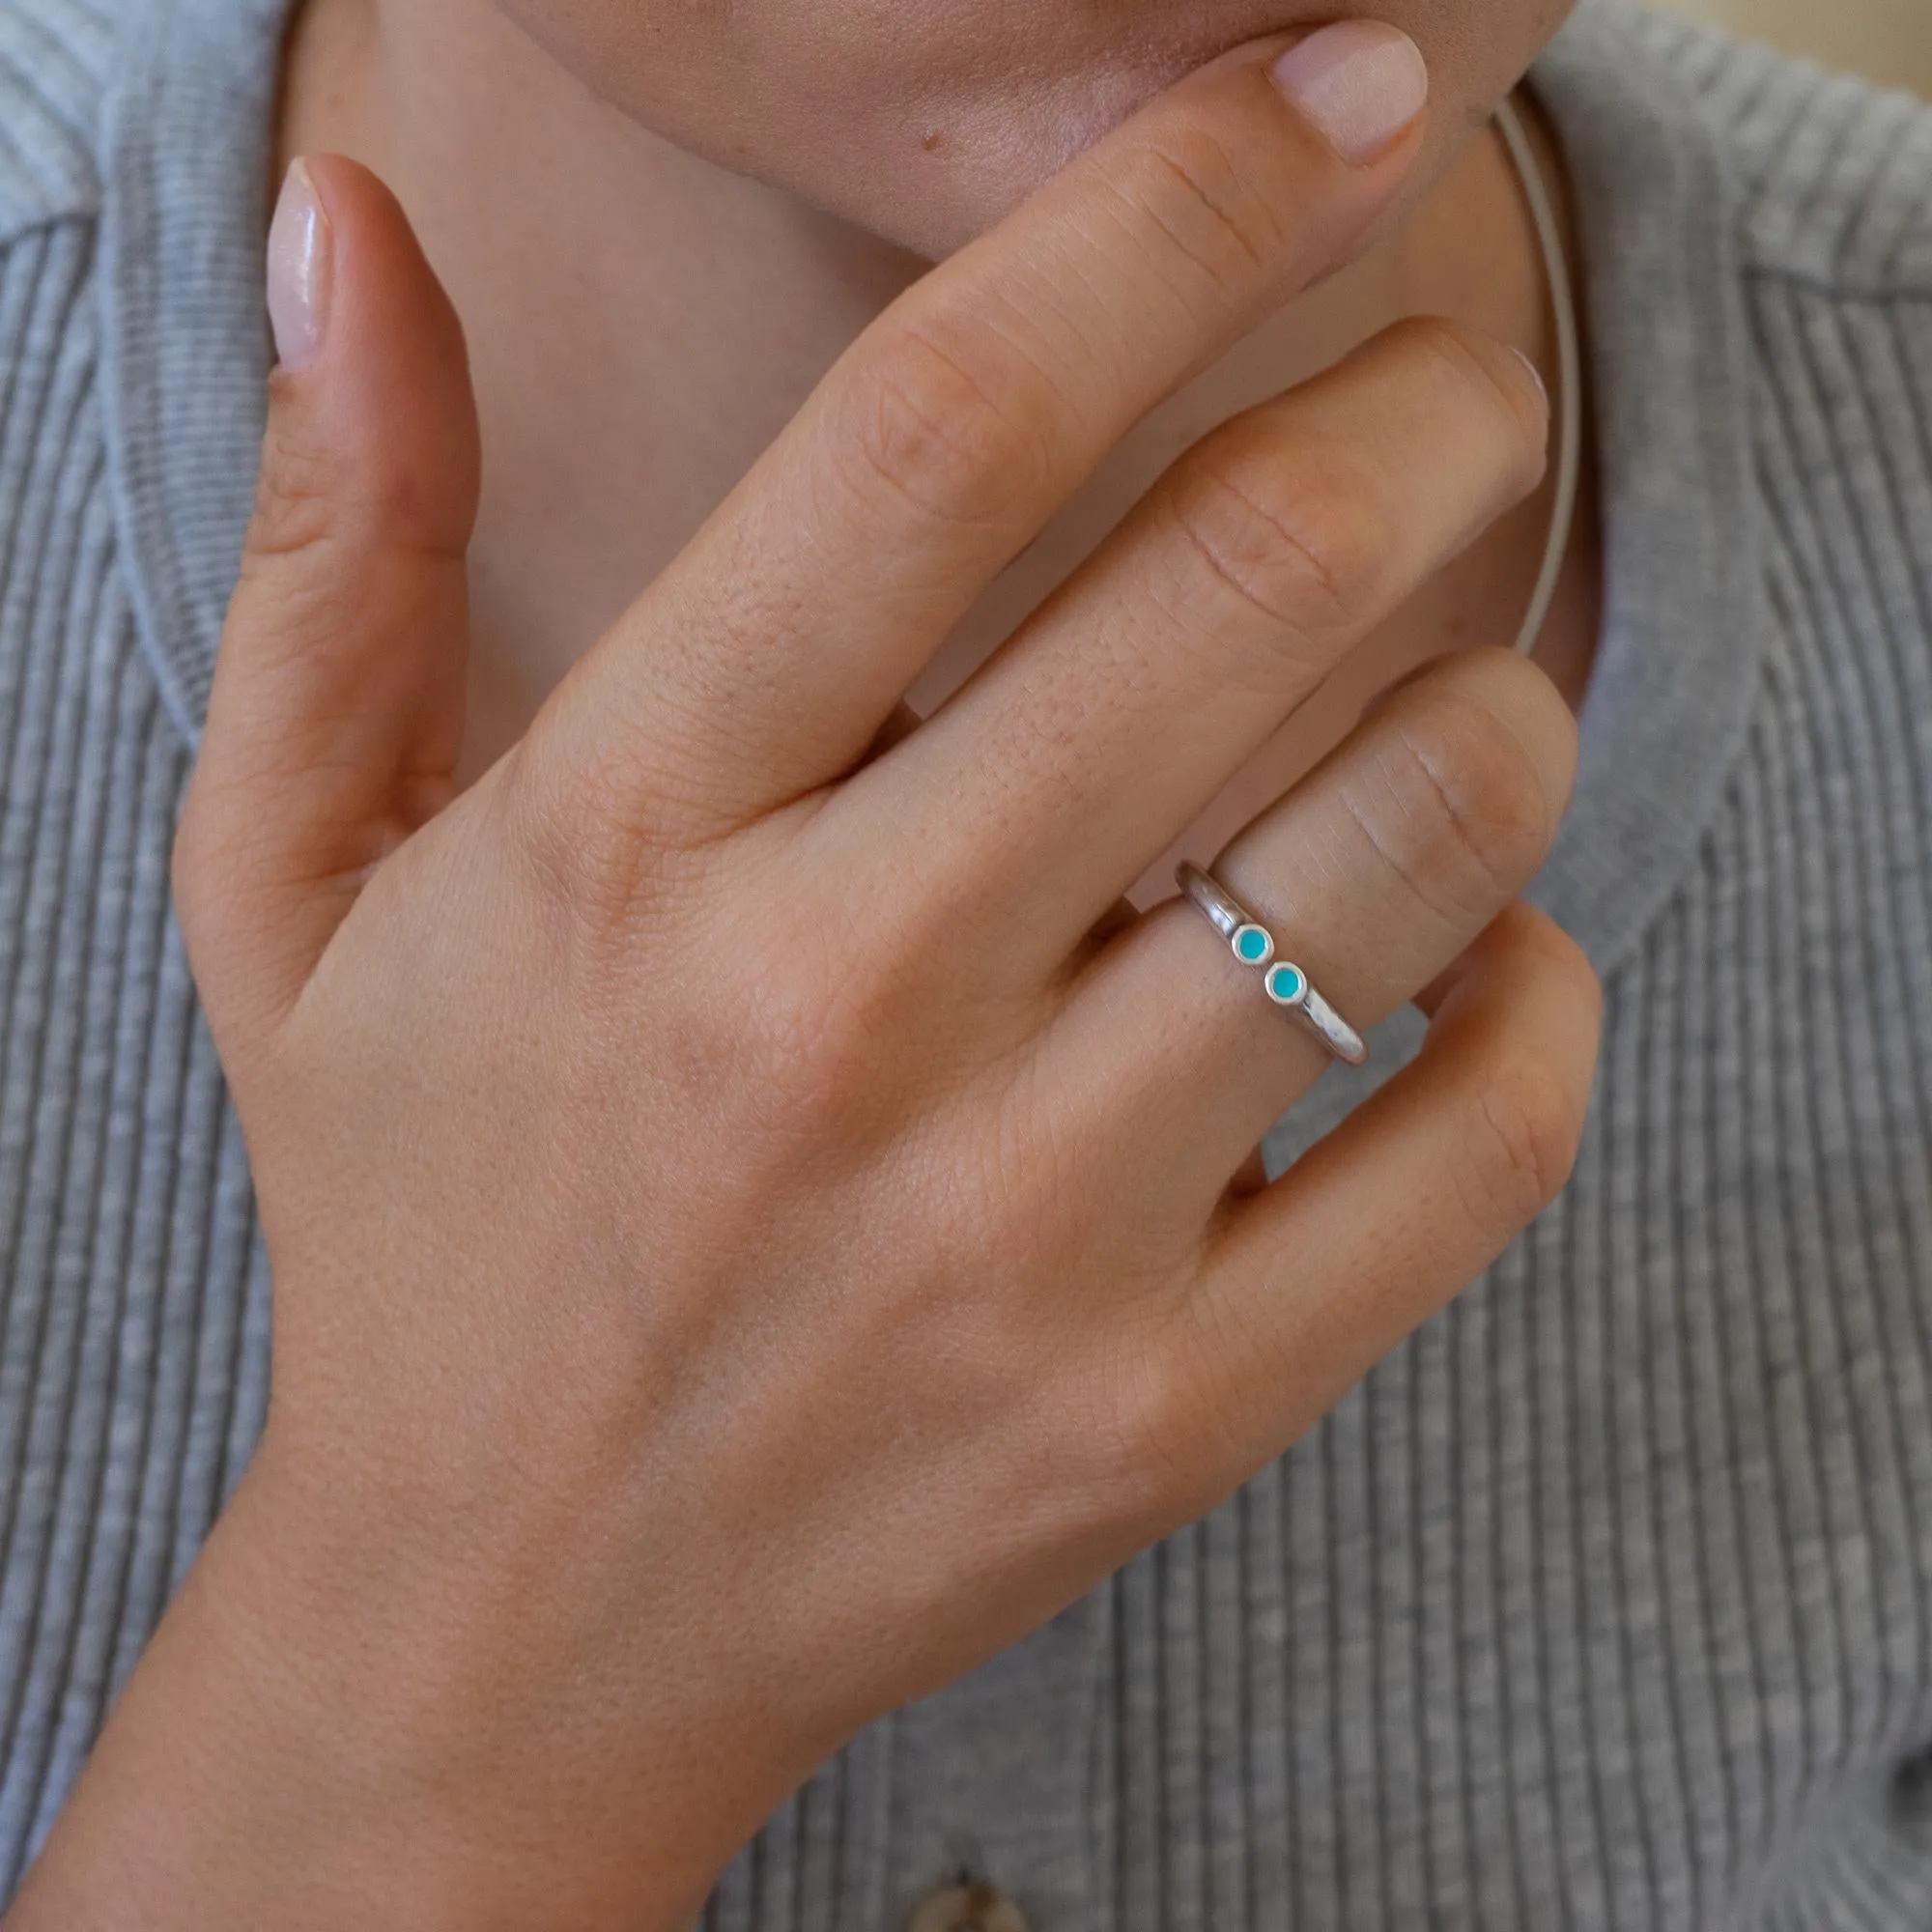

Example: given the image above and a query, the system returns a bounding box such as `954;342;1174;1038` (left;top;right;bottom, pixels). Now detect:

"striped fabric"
2;0;1932;1924
0;7;272;1886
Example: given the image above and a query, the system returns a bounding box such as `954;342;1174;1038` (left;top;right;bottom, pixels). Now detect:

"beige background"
1657;0;1929;94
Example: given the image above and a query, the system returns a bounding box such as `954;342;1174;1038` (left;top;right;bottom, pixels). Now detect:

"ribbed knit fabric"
2;0;1931;1924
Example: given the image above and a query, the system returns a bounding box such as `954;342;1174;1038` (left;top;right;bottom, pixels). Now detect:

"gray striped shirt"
2;0;1932;1922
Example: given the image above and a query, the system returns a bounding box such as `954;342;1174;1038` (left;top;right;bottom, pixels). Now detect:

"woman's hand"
13;24;1599;1931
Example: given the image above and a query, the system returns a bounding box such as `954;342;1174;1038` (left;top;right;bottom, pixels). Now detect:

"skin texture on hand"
9;34;1600;1932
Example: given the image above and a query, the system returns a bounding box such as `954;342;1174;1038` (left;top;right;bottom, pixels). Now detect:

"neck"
279;0;1602;889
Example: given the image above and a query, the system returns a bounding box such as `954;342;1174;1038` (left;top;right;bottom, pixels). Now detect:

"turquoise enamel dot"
1233;923;1273;967
1265;962;1308;1006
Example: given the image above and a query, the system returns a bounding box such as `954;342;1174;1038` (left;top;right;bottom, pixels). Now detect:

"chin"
498;0;1574;259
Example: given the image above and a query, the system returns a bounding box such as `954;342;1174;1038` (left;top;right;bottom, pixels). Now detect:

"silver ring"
1176;862;1369;1067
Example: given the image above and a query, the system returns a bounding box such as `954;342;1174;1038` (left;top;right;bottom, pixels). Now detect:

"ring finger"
1037;645;1578;1208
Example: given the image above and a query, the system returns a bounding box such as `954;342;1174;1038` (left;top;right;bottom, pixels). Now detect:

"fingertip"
258;153;480;553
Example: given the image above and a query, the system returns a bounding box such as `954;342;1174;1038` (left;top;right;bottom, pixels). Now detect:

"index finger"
550;22;1431;832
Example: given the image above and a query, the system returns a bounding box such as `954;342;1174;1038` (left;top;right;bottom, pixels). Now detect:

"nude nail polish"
267;159;331;372
1270;22;1431;166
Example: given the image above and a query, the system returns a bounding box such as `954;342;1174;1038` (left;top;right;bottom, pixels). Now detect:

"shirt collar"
1525;0;1766;975
101;0;292;746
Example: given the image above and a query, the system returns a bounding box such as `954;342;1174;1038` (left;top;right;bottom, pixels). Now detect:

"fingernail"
1509;346;1550;410
1270;22;1430;166
268;159;331;373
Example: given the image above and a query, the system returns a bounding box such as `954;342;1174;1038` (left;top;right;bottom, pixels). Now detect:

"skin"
8;8;1603;1929
489;0;1568;251
276;0;1603;899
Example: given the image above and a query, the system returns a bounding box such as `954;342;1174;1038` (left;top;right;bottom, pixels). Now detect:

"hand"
14;25;1599;1931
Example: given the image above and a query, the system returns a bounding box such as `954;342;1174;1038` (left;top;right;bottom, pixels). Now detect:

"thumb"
175;155;481;1055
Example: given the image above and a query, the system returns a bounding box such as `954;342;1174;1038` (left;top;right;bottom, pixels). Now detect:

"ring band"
1176;862;1370;1067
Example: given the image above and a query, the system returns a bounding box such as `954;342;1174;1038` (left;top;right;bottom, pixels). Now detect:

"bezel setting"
1231;923;1275;969
1264;962;1310;1008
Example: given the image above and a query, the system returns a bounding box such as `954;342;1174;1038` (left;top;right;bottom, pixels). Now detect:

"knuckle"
512;820;895;1147
1164;438;1382;653
1116;125;1284;297
500;733;720;981
504;757;896;1129
244;384;471;571
1392;316;1549;491
737;943;876;1095
722;963;907;1156
1458;1048;1590;1233
691;885;897;1122
508;741;652;932
243;409;345;566
1357;688;1557;925
833;319;1059;531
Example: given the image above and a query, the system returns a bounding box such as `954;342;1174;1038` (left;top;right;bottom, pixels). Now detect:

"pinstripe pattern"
0;208;270;1891
3;0;1932;1922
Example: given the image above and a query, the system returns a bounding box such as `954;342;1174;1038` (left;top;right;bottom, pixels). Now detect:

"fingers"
1153;899;1600;1501
828;318;1549;963
174;156;480;1057
538;23;1432;835
1040;649;1578;1204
